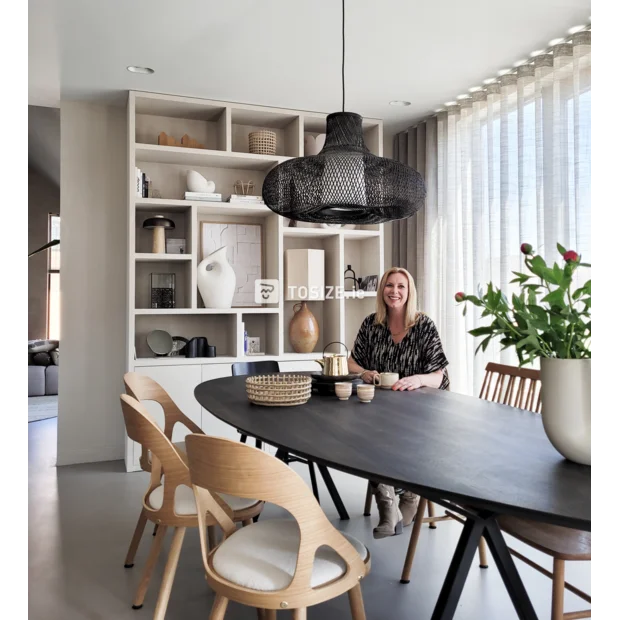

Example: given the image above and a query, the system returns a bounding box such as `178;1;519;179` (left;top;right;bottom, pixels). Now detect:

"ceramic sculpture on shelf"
187;170;215;193
197;246;236;309
289;302;319;353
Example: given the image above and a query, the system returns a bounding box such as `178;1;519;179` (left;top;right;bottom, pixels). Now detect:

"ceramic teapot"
316;341;349;377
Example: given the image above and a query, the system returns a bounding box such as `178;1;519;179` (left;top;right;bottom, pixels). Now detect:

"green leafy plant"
455;243;591;365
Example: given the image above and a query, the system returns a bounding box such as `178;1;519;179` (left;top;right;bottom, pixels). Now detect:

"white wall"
57;101;128;465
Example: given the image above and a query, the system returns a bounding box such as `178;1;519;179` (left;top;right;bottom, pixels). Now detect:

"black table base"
275;448;350;520
431;504;537;620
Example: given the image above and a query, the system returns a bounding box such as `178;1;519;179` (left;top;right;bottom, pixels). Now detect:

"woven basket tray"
246;374;312;407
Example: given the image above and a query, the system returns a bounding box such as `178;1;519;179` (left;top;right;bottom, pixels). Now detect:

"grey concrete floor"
29;419;590;620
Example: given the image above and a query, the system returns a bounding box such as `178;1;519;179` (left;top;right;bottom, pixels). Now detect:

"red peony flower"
563;250;579;262
455;292;465;302
520;243;533;255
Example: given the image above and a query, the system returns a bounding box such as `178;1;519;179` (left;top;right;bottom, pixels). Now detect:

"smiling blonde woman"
347;267;450;538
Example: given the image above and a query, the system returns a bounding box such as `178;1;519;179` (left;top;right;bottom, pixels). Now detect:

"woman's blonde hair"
375;267;419;328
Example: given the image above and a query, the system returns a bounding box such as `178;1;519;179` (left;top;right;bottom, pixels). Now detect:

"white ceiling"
30;0;590;130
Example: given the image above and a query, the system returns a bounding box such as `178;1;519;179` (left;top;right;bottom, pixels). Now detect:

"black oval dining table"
195;376;591;620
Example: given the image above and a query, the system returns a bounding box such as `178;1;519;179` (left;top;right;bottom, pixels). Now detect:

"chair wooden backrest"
185;434;366;607
120;394;205;527
124;372;203;471
231;360;280;376
479;362;541;413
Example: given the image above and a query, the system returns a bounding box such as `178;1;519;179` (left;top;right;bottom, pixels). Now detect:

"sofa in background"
28;340;59;396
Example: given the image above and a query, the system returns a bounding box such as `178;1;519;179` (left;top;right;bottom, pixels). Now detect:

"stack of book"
184;192;222;202
227;194;265;205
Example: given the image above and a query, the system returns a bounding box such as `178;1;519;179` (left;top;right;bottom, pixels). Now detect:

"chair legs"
348;583;367;619
210;594;229;620
292;609;307;619
124;508;147;568
363;481;373;517
240;434;248;444
427;501;437;528
132;524;168;609
400;498;428;584
153;527;186;620
551;558;565;620
478;537;489;568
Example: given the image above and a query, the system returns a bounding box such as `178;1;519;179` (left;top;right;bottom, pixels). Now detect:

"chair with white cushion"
185;433;371;620
120;394;263;620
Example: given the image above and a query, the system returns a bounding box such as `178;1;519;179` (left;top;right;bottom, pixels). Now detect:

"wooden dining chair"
123;371;204;566
185;433;371;619
120;394;264;620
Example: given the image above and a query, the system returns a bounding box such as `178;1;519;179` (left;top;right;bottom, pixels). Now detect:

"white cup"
356;384;375;403
335;382;353;400
373;372;399;389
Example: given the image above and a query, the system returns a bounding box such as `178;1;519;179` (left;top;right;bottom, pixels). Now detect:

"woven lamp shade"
262;112;426;225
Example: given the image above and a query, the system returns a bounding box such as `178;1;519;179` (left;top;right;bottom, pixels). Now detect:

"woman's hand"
392;375;423;391
360;370;379;384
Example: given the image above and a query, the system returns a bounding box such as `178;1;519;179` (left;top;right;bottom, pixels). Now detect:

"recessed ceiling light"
434;108;445;113
497;68;512;76
127;66;154;74
389;100;411;106
513;59;528;67
549;38;565;46
456;94;470;100
468;86;483;93
530;49;546;57
568;25;586;34
483;78;497;85
444;101;458;106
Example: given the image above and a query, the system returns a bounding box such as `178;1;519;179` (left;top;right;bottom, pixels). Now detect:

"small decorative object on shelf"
247;337;261;355
289;302;319;353
166;238;186;254
150;273;176;309
185;336;216;358
246;374;312;407
359;275;378;292
228;192;264;205
158;132;205;149
187;170;215;193
197;246;236;309
143;215;175;253
233;180;255;196
248;130;276;155
185;192;222;202
146;329;173;357
146;188;162;199
344;264;359;291
168;336;188;357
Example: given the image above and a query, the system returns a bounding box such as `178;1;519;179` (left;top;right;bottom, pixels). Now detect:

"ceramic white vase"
187;170;215;193
197;246;236;308
540;358;591;465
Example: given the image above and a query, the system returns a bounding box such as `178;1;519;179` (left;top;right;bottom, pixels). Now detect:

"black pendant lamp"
262;0;426;225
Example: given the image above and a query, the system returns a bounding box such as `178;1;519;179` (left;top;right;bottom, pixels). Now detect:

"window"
47;214;60;340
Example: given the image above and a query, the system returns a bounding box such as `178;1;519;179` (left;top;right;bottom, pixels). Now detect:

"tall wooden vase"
289;302;319;353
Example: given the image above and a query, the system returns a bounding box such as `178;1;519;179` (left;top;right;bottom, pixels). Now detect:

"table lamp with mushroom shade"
143;215;175;253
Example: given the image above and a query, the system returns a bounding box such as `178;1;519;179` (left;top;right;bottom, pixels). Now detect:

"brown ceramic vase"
289;302;319;353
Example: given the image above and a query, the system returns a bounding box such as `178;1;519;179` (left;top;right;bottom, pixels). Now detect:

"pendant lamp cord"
342;0;345;112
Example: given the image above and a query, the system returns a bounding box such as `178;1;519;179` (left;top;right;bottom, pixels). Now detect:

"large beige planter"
540;358;591;466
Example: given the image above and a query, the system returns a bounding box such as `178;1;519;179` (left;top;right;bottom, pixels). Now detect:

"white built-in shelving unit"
125;91;384;470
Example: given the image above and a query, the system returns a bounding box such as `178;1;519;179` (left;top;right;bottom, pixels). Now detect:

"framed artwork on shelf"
359;275;378;292
199;221;263;306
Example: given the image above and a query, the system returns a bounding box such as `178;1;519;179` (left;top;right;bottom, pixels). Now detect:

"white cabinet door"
279;360;322;373
131;365;202;469
200;364;238;441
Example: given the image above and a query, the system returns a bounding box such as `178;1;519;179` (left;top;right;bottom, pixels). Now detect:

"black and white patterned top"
351;313;450;390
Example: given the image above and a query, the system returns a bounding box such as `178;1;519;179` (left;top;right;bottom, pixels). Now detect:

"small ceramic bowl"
356;384;375;403
335;382;353;400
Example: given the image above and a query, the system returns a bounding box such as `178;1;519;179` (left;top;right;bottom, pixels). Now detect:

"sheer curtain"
393;30;591;395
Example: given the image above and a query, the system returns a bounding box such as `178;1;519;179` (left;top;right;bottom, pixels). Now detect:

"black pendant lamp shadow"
262;0;425;225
